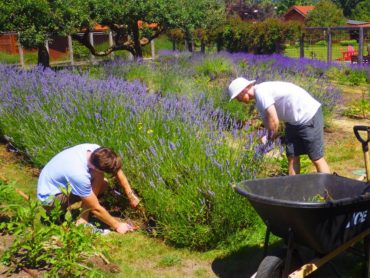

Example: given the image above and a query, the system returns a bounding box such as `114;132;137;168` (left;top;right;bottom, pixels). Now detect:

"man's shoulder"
73;143;101;150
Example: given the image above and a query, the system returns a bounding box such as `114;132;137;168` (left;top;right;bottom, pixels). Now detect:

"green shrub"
195;56;234;79
214;17;302;54
342;90;370;119
339;40;358;46
315;40;327;46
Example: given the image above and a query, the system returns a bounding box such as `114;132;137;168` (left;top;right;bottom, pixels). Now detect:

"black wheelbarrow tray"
236;173;370;278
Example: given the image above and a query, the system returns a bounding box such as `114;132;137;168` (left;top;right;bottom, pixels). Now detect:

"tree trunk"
201;42;206;54
37;44;50;68
132;23;143;58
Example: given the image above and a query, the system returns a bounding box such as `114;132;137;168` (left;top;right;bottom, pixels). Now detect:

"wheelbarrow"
235;125;370;277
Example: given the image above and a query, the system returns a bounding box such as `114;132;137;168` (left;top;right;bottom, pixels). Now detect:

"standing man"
228;78;330;175
37;143;140;234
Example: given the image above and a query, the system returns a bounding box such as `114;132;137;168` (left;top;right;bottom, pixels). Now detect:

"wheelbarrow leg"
282;228;294;278
263;226;271;258
365;236;370;278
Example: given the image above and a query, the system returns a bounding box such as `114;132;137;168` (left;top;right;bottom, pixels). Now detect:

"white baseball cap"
228;77;256;100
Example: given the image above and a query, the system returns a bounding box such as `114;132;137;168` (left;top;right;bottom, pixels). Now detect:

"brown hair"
90;147;122;175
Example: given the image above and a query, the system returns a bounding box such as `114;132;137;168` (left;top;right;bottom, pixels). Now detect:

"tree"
351;0;370;22
73;0;224;57
331;0;363;17
305;0;346;27
0;0;89;67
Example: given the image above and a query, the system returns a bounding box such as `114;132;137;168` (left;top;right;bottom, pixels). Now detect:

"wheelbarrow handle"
353;126;370;152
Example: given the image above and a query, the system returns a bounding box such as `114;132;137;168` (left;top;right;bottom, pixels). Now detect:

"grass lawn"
284;43;369;62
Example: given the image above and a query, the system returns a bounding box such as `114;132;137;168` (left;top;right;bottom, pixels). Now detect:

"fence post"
68;35;74;66
358;27;364;64
300;33;305;58
108;31;115;60
327;27;332;63
17;32;25;68
151;39;155;60
45;40;49;55
89;31;96;64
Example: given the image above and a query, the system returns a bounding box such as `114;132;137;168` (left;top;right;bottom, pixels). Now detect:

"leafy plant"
0;182;99;276
342;90;370;119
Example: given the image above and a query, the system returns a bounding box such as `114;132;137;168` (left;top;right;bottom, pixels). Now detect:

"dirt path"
324;115;369;180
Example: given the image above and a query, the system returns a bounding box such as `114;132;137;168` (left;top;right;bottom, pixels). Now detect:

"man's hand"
261;135;268;145
128;191;140;208
115;222;135;234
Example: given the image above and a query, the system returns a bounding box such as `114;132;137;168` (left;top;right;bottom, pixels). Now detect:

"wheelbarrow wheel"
256;255;283;278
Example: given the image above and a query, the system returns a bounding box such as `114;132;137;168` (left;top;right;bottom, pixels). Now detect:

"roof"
346;19;370;27
93;24;108;32
284;5;315;18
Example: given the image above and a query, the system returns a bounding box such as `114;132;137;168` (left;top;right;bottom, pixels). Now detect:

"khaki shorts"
44;193;81;212
285;107;325;161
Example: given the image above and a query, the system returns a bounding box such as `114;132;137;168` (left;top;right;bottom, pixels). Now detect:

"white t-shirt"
37;143;100;204
254;81;321;125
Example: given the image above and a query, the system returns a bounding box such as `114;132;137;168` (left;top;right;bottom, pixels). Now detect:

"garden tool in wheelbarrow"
354;125;370;182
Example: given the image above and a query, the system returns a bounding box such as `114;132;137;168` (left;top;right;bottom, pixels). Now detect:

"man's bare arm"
264;105;280;141
81;193;120;229
116;169;139;208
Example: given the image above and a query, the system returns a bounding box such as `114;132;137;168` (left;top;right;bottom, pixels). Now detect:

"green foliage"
0;0;89;66
157;254;182;267
342;90;370;119
305;0;346;27
331;0;363;17
215;17;251;53
339;40;358;46
215;17;302;54
195;56;234;79
0;0;88;49
351;0;370;22
315;40;327;46
325;66;369;86
0;181;24;206
273;153;311;175
0;184;99;276
340;69;368;86
87;0;224;57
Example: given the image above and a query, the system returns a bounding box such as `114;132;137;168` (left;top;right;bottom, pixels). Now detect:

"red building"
283;6;315;24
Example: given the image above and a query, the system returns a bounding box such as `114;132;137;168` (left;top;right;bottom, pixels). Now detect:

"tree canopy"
0;0;224;64
351;0;370;22
305;0;346;27
0;0;89;67
73;0;225;57
331;0;363;17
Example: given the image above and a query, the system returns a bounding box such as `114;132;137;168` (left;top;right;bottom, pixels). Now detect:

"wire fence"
286;26;370;65
0;31;156;67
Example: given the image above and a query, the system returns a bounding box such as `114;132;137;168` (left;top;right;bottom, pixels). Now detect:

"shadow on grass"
211;244;263;277
211;239;285;278
211;240;367;278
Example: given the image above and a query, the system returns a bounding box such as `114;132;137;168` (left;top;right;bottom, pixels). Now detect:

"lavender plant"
0;65;269;249
0;51;349;249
